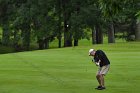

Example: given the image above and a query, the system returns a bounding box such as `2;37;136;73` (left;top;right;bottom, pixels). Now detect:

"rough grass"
0;41;140;93
0;45;15;54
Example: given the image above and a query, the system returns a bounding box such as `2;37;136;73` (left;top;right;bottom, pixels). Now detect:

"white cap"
89;49;94;55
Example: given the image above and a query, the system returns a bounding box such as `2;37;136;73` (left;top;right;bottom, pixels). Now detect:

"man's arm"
95;60;101;66
93;57;100;66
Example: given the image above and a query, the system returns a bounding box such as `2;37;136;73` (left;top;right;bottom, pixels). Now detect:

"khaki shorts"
97;64;110;75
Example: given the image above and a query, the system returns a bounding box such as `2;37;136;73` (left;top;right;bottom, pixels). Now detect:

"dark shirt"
94;50;110;67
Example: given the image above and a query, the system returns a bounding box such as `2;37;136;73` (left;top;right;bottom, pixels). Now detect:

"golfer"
89;49;110;90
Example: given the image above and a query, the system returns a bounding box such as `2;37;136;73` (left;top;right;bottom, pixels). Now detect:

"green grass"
0;41;140;93
49;36;127;48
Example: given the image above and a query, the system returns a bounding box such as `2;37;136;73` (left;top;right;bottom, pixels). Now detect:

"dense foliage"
0;0;140;51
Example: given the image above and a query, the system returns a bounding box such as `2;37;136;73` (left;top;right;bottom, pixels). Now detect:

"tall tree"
82;0;103;44
54;0;63;48
70;0;82;46
121;0;140;41
13;0;31;50
57;0;62;48
99;0;122;43
31;0;57;49
62;0;72;47
136;11;140;41
0;0;11;46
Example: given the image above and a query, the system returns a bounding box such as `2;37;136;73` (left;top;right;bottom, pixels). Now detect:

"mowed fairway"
0;42;140;93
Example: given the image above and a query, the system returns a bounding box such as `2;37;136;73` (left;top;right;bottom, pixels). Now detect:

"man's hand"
95;62;99;66
95;60;101;66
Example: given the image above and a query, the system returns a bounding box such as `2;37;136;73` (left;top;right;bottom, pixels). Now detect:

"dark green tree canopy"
0;0;140;51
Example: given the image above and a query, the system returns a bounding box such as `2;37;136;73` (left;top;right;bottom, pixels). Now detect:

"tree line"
0;0;140;51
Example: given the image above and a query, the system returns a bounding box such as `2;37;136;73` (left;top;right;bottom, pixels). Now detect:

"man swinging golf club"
89;49;110;90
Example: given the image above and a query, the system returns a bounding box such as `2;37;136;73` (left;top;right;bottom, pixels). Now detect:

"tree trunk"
108;22;115;43
62;0;72;47
44;38;49;49
13;29;19;48
74;39;78;46
92;28;96;44
22;26;31;51
64;28;72;47
136;21;140;41
58;0;62;48
58;35;62;48
38;39;44;50
95;24;103;44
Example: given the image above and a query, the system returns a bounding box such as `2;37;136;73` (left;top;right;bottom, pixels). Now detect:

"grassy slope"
0;41;140;93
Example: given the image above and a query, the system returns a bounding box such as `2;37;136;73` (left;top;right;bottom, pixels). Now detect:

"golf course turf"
0;42;139;93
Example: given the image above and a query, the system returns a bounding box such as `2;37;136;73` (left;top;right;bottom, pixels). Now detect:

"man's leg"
99;74;105;87
96;67;102;88
96;74;101;86
96;65;110;90
95;74;106;90
99;65;110;88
